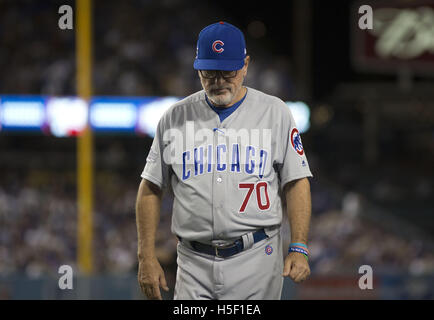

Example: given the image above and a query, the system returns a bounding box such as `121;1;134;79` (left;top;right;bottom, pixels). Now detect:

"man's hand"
138;256;169;300
282;252;311;283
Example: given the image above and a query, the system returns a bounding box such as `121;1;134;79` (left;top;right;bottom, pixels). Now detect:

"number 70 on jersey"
238;182;270;213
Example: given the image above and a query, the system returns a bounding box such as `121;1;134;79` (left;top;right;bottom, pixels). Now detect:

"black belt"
178;229;268;258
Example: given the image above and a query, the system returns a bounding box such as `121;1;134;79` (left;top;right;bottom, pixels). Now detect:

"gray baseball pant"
173;230;283;300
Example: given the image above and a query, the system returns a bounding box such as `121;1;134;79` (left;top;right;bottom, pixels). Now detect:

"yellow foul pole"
76;0;93;274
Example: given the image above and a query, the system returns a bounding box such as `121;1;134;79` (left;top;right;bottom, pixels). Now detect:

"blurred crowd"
284;181;434;277
0;169;172;276
0;0;294;100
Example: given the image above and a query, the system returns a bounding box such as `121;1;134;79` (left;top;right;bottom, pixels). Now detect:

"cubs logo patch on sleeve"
290;128;304;156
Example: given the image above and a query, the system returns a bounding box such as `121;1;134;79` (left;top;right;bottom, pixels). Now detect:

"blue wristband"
288;246;309;256
288;247;309;261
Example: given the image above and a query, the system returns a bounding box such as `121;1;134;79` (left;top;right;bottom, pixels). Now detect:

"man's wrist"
137;248;156;261
289;250;309;261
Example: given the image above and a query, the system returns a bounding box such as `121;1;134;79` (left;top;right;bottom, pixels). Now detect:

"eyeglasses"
199;70;238;79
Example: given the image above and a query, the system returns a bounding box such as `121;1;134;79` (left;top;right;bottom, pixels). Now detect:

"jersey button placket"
213;128;226;239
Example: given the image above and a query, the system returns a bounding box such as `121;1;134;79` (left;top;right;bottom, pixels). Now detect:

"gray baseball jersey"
141;87;313;243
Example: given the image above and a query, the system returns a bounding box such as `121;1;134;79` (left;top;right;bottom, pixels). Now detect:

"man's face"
198;56;250;107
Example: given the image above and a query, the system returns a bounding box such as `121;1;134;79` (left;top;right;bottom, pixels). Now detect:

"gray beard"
207;90;235;107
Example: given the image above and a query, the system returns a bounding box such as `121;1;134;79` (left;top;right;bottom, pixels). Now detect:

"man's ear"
243;55;250;77
244;55;250;68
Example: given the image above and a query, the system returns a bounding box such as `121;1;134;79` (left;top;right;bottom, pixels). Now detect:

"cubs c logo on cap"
291;128;304;156
212;40;224;53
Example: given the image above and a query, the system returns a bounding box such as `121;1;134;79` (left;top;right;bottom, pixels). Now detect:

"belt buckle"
214;246;222;258
213;242;233;258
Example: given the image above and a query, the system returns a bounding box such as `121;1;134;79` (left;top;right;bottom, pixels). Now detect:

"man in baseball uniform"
136;21;313;300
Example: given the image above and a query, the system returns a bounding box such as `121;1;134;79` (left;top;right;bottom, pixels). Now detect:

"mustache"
209;86;231;92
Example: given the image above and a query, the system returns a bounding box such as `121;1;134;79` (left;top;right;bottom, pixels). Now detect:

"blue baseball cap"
194;21;247;71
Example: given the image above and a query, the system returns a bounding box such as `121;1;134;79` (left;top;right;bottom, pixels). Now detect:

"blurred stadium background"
0;0;433;299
